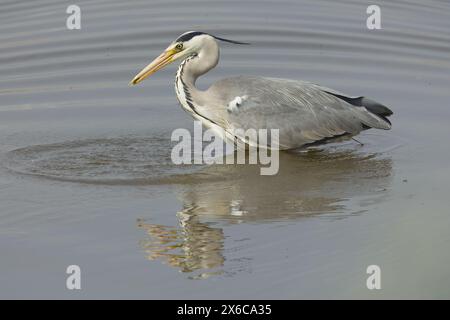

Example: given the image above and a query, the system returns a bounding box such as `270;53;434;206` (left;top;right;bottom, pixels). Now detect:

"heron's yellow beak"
130;48;177;85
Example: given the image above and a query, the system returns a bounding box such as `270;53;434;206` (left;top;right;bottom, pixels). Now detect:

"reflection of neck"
175;41;219;111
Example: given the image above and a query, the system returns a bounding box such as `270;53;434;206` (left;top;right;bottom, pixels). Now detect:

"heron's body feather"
188;76;392;149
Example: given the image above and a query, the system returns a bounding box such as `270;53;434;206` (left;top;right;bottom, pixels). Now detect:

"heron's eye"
175;43;183;50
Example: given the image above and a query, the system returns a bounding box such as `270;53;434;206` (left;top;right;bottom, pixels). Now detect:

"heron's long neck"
175;41;219;112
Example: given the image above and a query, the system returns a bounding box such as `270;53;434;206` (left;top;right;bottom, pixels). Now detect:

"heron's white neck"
175;39;219;112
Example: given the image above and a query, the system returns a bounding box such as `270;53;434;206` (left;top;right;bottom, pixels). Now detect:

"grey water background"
1;0;450;298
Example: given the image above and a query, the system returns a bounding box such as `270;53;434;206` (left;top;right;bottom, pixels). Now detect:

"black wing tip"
361;97;393;117
323;91;393;129
324;91;394;117
384;107;394;117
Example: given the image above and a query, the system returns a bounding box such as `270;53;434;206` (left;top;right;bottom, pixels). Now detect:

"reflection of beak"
130;49;177;85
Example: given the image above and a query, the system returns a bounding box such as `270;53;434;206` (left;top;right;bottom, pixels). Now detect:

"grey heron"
130;31;393;150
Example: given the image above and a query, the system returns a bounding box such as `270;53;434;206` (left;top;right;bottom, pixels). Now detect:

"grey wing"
208;76;392;149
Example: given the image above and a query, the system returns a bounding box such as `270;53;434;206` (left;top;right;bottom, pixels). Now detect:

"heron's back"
204;76;392;149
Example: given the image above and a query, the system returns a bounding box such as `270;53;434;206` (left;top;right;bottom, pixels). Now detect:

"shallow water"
1;0;450;298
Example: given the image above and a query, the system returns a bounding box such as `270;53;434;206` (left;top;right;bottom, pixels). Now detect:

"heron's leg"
352;137;364;146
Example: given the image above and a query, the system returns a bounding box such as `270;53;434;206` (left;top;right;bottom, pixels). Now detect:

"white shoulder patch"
227;95;247;113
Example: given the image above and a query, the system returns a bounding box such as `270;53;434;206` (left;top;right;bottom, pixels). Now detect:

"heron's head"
130;31;249;85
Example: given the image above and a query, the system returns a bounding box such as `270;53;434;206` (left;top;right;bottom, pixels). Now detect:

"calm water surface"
1;0;450;298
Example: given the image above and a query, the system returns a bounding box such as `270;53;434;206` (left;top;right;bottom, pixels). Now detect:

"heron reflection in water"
138;208;225;279
137;148;393;278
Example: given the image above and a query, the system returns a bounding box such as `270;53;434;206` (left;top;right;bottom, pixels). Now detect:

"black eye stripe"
175;31;206;42
175;31;250;46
